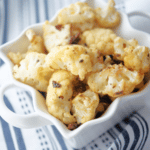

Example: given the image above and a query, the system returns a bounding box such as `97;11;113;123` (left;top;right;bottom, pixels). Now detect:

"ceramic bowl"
0;0;150;148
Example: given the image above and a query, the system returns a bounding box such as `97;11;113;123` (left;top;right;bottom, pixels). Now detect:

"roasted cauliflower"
72;89;99;124
95;0;120;28
7;0;150;130
43;21;71;52
7;52;25;65
58;1;96;33
13;52;53;92
26;29;46;53
124;46;150;73
114;37;138;60
80;28;117;55
45;45;93;80
46;70;76;124
87;64;144;97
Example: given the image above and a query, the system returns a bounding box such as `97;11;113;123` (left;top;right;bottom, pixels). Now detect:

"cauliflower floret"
71;21;96;34
124;46;150;73
43;21;71;52
72;89;99;124
26;29;46;53
114;37;138;60
86;48;105;72
7;29;46;65
46;70;76;124
87;64;144;97
58;2;96;33
45;45;93;80
7;52;25;65
86;49;113;72
13;52;53;92
95;0;120;28
80;28;117;55
58;2;95;24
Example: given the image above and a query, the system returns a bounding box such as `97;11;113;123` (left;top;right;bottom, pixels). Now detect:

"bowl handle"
127;11;150;20
0;82;52;128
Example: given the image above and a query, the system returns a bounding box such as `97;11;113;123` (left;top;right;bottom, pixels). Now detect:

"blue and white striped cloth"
1;0;150;149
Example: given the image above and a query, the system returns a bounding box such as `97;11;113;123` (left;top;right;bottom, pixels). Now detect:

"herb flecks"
115;90;123;95
55;24;63;31
52;81;61;88
69;33;81;44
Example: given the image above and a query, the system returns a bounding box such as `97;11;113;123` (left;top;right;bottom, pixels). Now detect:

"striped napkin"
1;0;150;149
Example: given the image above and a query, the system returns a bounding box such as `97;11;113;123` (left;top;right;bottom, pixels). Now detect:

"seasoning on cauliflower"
124;46;150;73
43;21;71;52
13;52;54;92
72;89;99;124
87;64;144;97
46;70;76;124
58;2;96;33
86;48;113;72
86;48;105;72
95;0;120;28
114;37;138;60
80;28;117;55
45;45;93;80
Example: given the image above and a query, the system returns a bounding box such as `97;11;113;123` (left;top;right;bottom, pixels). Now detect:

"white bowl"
0;0;150;148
